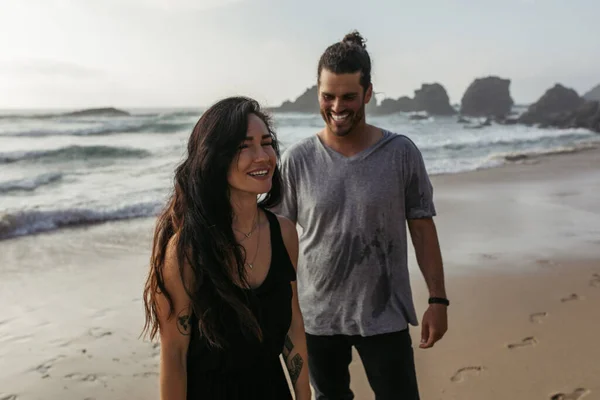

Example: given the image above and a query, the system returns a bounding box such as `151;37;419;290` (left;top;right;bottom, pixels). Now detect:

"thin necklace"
245;213;260;270
233;210;258;241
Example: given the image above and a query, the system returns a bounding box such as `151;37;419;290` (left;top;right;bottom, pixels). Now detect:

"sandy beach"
1;146;599;400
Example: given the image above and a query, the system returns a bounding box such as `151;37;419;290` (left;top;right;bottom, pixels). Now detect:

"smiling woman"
142;96;311;400
227;116;277;198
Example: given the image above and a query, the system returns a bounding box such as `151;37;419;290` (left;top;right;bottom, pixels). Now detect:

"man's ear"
364;84;373;104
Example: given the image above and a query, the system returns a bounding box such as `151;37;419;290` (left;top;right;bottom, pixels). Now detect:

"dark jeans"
305;329;420;400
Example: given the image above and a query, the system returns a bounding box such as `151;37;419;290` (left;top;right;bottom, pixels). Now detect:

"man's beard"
321;105;365;137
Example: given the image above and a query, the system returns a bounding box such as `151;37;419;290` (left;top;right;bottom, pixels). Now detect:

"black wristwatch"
428;297;450;306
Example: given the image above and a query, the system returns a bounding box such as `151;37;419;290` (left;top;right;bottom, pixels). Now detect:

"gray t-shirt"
274;130;436;337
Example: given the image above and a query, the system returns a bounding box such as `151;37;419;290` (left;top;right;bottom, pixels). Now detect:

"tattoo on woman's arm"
282;334;303;386
176;308;191;336
283;334;294;358
288;354;303;386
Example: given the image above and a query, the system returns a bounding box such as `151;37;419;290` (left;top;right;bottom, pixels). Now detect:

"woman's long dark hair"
142;97;282;348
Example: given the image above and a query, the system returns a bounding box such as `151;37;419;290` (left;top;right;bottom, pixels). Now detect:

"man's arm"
271;151;298;224
407;217;446;298
407;217;448;349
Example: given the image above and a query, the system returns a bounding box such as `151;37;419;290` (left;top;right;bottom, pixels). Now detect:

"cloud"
0;58;103;79
82;0;245;11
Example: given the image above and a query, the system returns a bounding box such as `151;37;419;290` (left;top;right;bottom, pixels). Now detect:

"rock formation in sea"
518;84;585;126
412;83;456;115
568;100;600;133
583;83;600;102
370;83;454;116
460;76;514;118
518;84;599;133
273;82;455;116
273;86;319;113
63;107;130;117
372;96;414;114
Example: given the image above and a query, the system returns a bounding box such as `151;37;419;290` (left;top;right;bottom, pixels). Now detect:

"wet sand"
0;146;599;400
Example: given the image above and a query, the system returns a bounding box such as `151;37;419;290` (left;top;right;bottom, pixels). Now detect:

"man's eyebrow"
321;91;359;96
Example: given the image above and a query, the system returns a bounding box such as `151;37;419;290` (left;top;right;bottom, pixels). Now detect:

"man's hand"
419;304;448;349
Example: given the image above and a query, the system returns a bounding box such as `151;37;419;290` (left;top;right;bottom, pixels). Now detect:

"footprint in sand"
507;336;538;349
530;312;548;323
550;388;590;400
450;366;484;383
536;259;557;267
133;371;159;378
31;356;66;375
9;334;33;344
555;191;577;198
91;308;113;319
88;327;112;338
64;373;101;382
149;342;161;358
65;373;110;389
590;274;600;288
561;293;580;302
0;318;14;327
0;395;18;400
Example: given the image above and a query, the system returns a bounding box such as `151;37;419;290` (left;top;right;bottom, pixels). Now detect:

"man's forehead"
319;70;362;89
320;84;361;98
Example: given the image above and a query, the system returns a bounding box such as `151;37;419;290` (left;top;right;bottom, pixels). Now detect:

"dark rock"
370;83;454;116
457;116;470;123
570;100;600;132
505;154;529;162
583;83;600;102
273;86;319;113
460;76;514;118
518;84;585;126
63;107;130;117
516;82;600;133
413;83;456;115
372;97;414;115
366;97;379;115
409;113;429;121
496;116;519;125
464;124;485;130
463;117;492;129
395;96;415;112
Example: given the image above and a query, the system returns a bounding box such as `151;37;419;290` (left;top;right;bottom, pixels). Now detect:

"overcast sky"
1;0;598;109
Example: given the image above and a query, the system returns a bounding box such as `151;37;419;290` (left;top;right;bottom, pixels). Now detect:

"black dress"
186;209;296;399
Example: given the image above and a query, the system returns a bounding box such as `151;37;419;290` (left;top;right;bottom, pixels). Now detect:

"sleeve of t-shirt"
403;138;437;219
272;149;298;223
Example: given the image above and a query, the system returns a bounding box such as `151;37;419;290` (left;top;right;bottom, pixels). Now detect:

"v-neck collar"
315;129;392;162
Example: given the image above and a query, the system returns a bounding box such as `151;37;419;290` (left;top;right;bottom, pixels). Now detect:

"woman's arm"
278;216;311;400
156;239;192;400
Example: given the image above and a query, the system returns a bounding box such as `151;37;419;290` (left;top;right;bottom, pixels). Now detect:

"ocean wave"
0;201;163;240
424;131;596;153
0;172;63;193
498;143;598;162
0;109;201;120
157;110;202;119
0;113;56;120
2;120;192;137
0;145;151;164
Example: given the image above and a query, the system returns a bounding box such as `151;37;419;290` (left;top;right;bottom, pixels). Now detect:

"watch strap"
429;297;450;306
